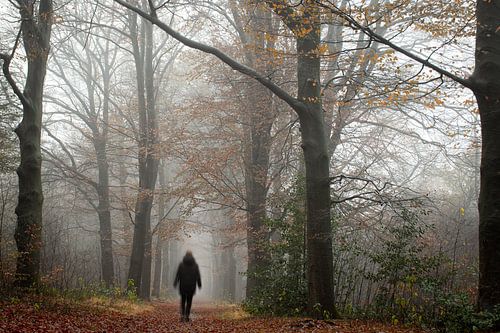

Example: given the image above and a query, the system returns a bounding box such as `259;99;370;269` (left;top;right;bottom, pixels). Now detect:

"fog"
0;0;483;317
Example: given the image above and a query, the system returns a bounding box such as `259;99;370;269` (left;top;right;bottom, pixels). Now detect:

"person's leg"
185;293;194;321
180;293;187;321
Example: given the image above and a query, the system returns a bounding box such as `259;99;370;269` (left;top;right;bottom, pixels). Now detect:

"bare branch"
0;27;31;108
317;0;475;91
113;0;307;115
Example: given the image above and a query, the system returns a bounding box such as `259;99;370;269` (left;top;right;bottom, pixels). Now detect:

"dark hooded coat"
174;253;202;295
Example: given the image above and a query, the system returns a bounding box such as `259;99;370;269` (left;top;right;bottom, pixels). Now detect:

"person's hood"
183;253;195;266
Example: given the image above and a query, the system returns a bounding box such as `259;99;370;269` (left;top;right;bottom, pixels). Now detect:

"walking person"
174;250;202;322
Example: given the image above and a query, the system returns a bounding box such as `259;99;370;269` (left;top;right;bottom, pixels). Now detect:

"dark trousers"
180;292;194;319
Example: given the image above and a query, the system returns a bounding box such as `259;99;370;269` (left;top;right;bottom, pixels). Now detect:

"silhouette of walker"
174;250;202;322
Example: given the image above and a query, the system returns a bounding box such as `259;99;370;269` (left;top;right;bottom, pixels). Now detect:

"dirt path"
0;299;427;332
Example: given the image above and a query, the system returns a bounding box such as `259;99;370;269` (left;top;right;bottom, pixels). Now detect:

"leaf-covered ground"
0;297;429;332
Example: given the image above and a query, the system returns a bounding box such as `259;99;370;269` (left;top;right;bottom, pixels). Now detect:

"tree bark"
2;0;53;288
295;4;336;318
473;0;500;312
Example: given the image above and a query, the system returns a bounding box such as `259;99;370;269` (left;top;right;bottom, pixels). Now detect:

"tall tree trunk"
2;0;53;288
127;10;148;291
244;83;273;298
231;3;276;300
91;40;115;287
474;0;500;311
295;6;336;318
127;11;159;296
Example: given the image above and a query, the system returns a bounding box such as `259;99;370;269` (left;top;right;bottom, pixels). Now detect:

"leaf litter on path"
0;298;430;332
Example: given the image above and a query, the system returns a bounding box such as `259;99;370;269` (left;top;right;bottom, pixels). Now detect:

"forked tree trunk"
127;11;159;296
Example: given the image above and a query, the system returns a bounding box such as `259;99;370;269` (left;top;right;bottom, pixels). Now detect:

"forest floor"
0;296;430;332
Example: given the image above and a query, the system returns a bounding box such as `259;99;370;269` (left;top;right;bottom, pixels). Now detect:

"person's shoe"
185;317;190;322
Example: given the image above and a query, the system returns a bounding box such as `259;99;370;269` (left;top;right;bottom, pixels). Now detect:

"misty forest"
1;0;499;332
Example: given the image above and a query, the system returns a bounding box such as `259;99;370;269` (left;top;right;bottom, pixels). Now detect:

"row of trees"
0;0;496;320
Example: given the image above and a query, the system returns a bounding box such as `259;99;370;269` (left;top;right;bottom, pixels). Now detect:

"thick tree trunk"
296;12;336;318
128;195;154;291
14;101;44;289
11;0;53;288
474;0;500;311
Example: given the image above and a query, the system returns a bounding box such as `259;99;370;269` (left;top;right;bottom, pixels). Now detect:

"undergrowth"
0;278;146;316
